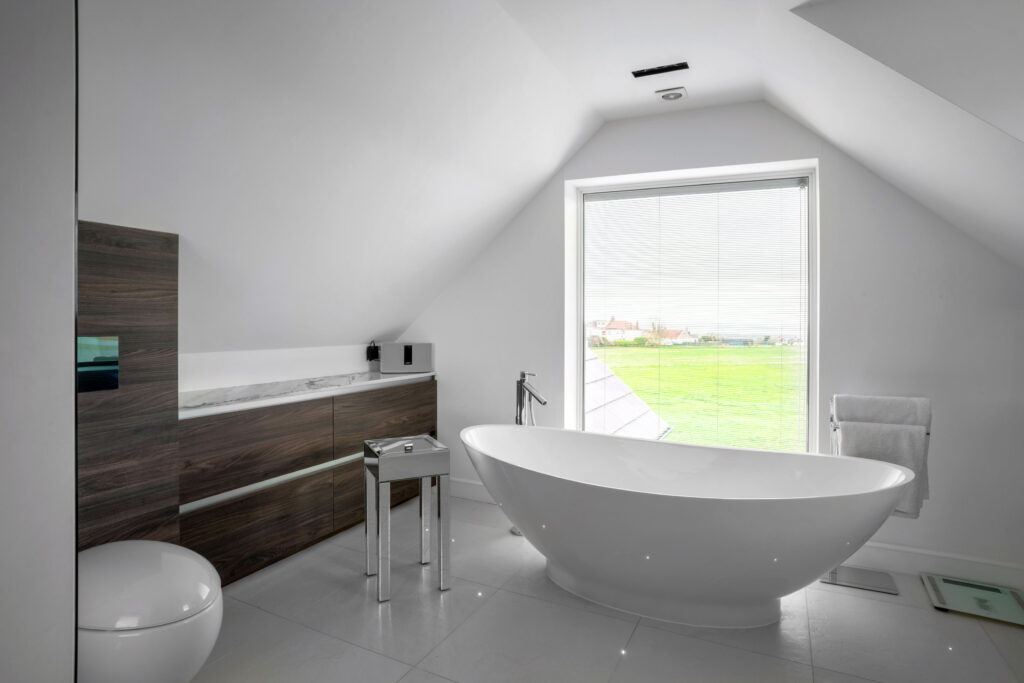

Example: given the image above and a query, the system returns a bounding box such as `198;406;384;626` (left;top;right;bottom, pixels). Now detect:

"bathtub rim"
460;423;915;503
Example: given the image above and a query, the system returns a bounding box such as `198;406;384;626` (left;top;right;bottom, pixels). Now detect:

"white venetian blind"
582;177;809;452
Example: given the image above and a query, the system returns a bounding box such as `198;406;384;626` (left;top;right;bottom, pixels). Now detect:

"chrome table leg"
438;474;450;591
420;476;432;565
365;466;377;576
377;481;391;601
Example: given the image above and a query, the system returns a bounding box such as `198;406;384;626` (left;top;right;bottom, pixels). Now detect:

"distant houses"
586;316;802;347
586;317;697;346
586;317;643;344
658;329;697;346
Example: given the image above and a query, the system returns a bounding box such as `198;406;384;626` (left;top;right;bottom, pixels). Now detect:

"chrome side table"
363;434;450;602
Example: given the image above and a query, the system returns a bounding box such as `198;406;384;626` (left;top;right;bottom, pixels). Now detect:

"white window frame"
563;159;820;452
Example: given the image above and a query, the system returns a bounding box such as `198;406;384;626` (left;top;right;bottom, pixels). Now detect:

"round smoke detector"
656;86;687;101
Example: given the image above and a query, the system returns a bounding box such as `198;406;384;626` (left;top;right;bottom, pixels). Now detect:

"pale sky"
584;184;808;338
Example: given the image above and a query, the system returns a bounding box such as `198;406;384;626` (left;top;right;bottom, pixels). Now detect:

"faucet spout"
522;381;547;405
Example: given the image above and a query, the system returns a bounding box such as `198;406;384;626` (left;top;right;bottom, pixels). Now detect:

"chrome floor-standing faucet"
511;371;547;535
515;371;548;426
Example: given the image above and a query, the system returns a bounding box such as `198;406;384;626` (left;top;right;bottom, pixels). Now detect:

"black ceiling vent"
631;61;689;78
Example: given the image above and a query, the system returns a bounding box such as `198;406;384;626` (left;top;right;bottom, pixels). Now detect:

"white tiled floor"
199;495;1024;683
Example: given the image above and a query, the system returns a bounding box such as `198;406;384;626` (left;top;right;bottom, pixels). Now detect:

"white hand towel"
836;420;929;518
832;394;931;429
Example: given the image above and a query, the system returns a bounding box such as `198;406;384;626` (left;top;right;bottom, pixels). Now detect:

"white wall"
77;0;600;354
0;1;76;679
180;344;369;392
402;101;1024;583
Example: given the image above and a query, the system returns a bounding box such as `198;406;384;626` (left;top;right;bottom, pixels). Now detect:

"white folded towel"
832;394;931;430
836;420;929;518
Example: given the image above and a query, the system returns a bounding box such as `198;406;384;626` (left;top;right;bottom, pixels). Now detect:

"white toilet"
77;540;223;683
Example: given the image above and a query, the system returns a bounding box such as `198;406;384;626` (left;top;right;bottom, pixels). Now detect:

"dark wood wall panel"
333;380;437;457
180;398;333;504
77;222;180;550
180;471;334;584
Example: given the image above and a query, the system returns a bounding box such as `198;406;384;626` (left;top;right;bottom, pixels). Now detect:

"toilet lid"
78;540;222;631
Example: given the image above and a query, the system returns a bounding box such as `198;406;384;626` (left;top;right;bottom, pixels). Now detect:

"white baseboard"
450;477;494;504
847;540;1024;588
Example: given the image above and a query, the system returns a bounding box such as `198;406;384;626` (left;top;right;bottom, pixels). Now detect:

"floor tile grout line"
212;595;417;678
411;587;642;682
805;588;816;671
807;586;1021;683
400;667;459;683
604;618;643;683
809;581;1003;625
976;618;1024;683
493;570;820;671
812;665;884;683
495;556;641;625
408;582;504;672
490;585;643;626
242;599;417;670
807;582;936;613
637;615;815;671
496;581;639;625
231;566;500;674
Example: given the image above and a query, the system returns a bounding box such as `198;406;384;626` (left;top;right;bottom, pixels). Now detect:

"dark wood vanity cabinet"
179;379;437;583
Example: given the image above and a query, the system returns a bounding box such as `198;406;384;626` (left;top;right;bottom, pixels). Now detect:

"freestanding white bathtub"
461;425;913;628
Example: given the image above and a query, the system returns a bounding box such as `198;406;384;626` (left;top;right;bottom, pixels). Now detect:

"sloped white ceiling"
792;0;1024;143
79;0;1024;355
78;0;601;352
495;0;764;120
759;0;1024;265
500;0;1024;266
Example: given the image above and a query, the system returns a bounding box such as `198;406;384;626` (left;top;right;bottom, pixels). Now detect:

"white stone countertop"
179;371;436;420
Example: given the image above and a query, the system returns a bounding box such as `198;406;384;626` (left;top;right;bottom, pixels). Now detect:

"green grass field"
593;345;807;452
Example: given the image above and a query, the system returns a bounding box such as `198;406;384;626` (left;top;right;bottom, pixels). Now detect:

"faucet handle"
519;370;536;379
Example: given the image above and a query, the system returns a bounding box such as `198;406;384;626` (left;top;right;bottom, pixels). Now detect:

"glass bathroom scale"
921;573;1024;626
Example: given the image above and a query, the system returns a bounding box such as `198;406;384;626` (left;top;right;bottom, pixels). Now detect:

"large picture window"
581;175;812;452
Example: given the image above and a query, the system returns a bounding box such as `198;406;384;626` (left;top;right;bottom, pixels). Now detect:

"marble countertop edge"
178;371;435;420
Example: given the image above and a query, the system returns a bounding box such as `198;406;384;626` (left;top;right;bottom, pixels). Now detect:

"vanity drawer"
179;398;334;504
333;380;437;457
180;469;334;584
